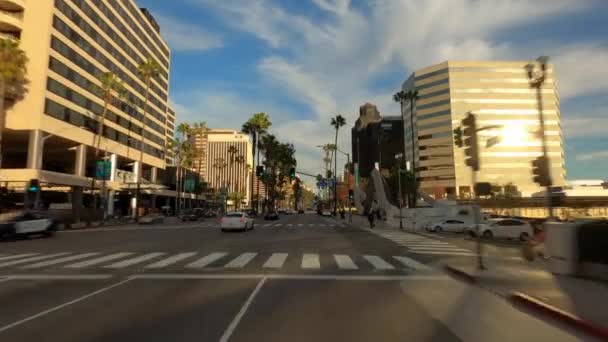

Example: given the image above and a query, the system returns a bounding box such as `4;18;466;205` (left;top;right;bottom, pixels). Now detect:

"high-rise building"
400;61;565;198
0;0;173;215
190;129;252;206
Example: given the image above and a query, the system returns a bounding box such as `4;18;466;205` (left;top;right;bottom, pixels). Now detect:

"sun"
500;123;529;146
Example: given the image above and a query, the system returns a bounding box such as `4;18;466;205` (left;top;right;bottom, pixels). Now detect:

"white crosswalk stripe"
275;224;282;227
263;253;288;268
0;253;39;262
301;253;320;269
393;256;432;271
224;253;257;268
186;252;227;268
371;230;474;256
22;253;100;269
298;224;303;226
363;255;395;270
334;254;358;270
0;253;71;268
287;224;293;227
105;252;165;268
145;252;197;268
65;252;134;268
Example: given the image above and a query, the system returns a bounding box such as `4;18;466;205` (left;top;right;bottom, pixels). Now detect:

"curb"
509;292;608;341
443;265;478;284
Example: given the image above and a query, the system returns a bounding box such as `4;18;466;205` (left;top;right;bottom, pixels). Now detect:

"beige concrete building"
190;129;253;207
0;0;182;216
401;60;565;198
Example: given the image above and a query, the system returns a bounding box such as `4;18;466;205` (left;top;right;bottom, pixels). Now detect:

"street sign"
486;136;501;148
96;160;111;180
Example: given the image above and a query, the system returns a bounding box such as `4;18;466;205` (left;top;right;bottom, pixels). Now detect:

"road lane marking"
224;253;258;268
263;253;288;268
408;247;471;252
298;224;303;226
0;253;71;268
0;278;132;334
363;255;395;270
334;255;358;270
287;224;293;227
0;253;39;262
186;252;227;268
393;256;432;271
275;223;282;227
301;253;320;269
410;251;476;256
133;274;450;281
22;253;100;269
3;274;112;280
219;277;266;342
145;252;197;268
64;252;134;268
104;252;165;268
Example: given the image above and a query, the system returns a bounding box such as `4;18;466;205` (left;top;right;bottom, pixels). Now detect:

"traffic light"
348;189;354;201
256;166;264;177
27;179;40;193
532;156;551;187
289;167;296;179
462;113;479;171
453;126;463;147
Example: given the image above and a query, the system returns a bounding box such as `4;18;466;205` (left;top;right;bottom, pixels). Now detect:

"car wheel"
221;228;226;232
482;230;493;239
436;226;443;233
519;232;530;242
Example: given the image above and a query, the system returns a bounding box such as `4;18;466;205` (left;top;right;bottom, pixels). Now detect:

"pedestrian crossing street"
0;251;432;272
371;230;476;257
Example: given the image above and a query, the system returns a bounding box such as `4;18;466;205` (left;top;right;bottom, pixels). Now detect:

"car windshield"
225;213;243;218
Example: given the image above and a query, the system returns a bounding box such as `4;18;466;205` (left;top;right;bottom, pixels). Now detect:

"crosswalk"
0;251;433;273
196;222;347;228
372;230;475;257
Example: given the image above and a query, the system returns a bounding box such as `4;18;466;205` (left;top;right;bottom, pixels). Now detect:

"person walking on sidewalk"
368;200;378;229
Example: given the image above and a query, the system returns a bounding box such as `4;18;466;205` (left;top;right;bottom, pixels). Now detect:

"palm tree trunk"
409;99;417;209
0;81;6;169
251;132;256;211
135;81;150;221
333;129;339;214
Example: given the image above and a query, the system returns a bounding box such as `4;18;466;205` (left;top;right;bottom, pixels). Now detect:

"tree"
330;115;346;213
0;39;28;168
404;89;419;208
90;72;125;218
190;121;208;204
258;134;296;212
134;58;161;220
388;163;417;207
242;112;272;212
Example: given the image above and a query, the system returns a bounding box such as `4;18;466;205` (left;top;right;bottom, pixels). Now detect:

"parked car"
426;219;469;233
220;212;254;232
320;209;332;217
203;210;218;218
0;211;57;239
264;211;279;220
278;208;287;214
285;209;296;215
466;218;534;241
180;210;201;222
139;213;165;225
298;209;305;214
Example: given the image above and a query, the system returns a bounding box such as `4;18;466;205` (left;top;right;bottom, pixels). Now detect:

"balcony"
0;0;24;12
0;9;22;33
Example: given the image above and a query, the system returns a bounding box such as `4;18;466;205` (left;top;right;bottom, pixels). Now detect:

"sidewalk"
445;259;608;340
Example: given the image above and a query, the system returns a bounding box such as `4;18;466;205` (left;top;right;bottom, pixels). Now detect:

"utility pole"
526;56;554;219
395;153;404;230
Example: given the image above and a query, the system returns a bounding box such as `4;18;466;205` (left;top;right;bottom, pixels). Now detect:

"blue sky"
138;0;608;183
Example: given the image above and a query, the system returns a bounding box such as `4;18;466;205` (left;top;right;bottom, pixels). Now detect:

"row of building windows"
58;0;168;86
50;36;166;124
418;131;452;141
115;0;170;59
418;88;450;100
48;56;165;137
417;99;451;111
415;68;448;82
414;77;449;91
416;109;452;121
85;0;169;69
53;16;167;106
44;98;164;159
47;77;165;147
417;118;451;131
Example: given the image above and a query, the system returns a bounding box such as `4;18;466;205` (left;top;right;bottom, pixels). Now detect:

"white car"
467;218;534;241
0;211;57;239
220;212;254;232
426;219;469;233
321;209;332;217
139;213;165;224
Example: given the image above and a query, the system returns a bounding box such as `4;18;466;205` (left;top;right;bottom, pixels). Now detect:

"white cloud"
576;151;608;161
155;14;222;51
563;116;608;139
552;44;608;99
312;0;351;15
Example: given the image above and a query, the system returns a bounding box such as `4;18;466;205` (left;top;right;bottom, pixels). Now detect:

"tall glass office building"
401;61;565;198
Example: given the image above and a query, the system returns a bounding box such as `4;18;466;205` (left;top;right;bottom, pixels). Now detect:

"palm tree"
404;89;419;208
242;112;272;213
134;58;161;220
330;115;346;214
191;121;208;205
175;122;191;214
89;72;125;219
0;39;28;168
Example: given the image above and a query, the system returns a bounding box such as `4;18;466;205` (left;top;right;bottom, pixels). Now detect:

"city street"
0;213;590;341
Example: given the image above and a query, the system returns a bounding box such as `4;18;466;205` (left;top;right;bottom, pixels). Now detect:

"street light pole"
395;153;404;230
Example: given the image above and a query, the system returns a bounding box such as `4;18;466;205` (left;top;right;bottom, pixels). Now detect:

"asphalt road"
0;213;589;341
